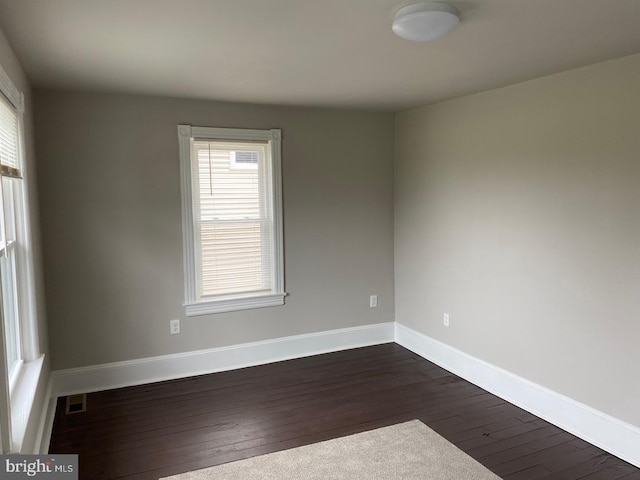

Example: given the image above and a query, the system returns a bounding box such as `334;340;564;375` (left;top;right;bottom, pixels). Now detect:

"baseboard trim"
50;322;395;398
395;323;640;469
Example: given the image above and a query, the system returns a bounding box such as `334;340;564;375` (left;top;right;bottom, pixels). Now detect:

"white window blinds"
0;93;19;178
192;140;274;298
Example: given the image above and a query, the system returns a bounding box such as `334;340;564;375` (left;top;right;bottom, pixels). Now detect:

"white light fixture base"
392;2;460;42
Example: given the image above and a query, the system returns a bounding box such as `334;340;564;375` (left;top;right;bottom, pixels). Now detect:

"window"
0;92;22;382
0;64;41;453
178;125;286;315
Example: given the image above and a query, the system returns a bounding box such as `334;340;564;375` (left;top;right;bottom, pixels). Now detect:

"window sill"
9;354;44;452
185;292;287;316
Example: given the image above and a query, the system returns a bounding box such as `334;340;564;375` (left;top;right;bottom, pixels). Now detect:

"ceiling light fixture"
392;2;460;42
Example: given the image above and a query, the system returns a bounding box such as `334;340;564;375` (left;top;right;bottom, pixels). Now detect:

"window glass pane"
1;248;19;376
198;221;267;296
193;142;264;221
191;140;273;299
2;177;15;241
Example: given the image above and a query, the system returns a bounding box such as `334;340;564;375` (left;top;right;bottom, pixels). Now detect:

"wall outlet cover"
170;319;181;335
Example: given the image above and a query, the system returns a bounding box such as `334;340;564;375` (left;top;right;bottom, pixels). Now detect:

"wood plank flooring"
48;343;639;480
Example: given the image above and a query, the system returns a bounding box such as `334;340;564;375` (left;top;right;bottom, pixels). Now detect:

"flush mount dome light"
392;2;460;42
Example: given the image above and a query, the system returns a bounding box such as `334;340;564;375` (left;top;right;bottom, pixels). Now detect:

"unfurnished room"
0;1;638;479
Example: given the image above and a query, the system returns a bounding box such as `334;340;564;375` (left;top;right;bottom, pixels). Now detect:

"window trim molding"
0;67;38;365
178;125;286;316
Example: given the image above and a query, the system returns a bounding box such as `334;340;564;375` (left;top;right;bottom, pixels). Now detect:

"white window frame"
0;63;42;454
178;125;286;316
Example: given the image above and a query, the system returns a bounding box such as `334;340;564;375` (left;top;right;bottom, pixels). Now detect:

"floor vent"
65;393;87;414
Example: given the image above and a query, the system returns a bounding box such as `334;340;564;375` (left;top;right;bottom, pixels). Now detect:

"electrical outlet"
443;313;450;327
369;295;378;308
170;319;181;335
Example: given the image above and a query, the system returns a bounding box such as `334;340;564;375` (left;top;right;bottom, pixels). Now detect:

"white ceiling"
0;0;639;111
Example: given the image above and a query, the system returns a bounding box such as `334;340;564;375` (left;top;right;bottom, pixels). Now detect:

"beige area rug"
160;420;502;479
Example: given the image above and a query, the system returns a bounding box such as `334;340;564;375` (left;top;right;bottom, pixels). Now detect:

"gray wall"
395;53;640;427
34;91;395;370
0;28;50;452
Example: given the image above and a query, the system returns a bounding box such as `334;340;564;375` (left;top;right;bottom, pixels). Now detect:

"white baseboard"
50;322;395;398
395;323;640;469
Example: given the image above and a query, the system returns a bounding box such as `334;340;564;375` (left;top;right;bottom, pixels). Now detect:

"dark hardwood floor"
48;343;639;480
